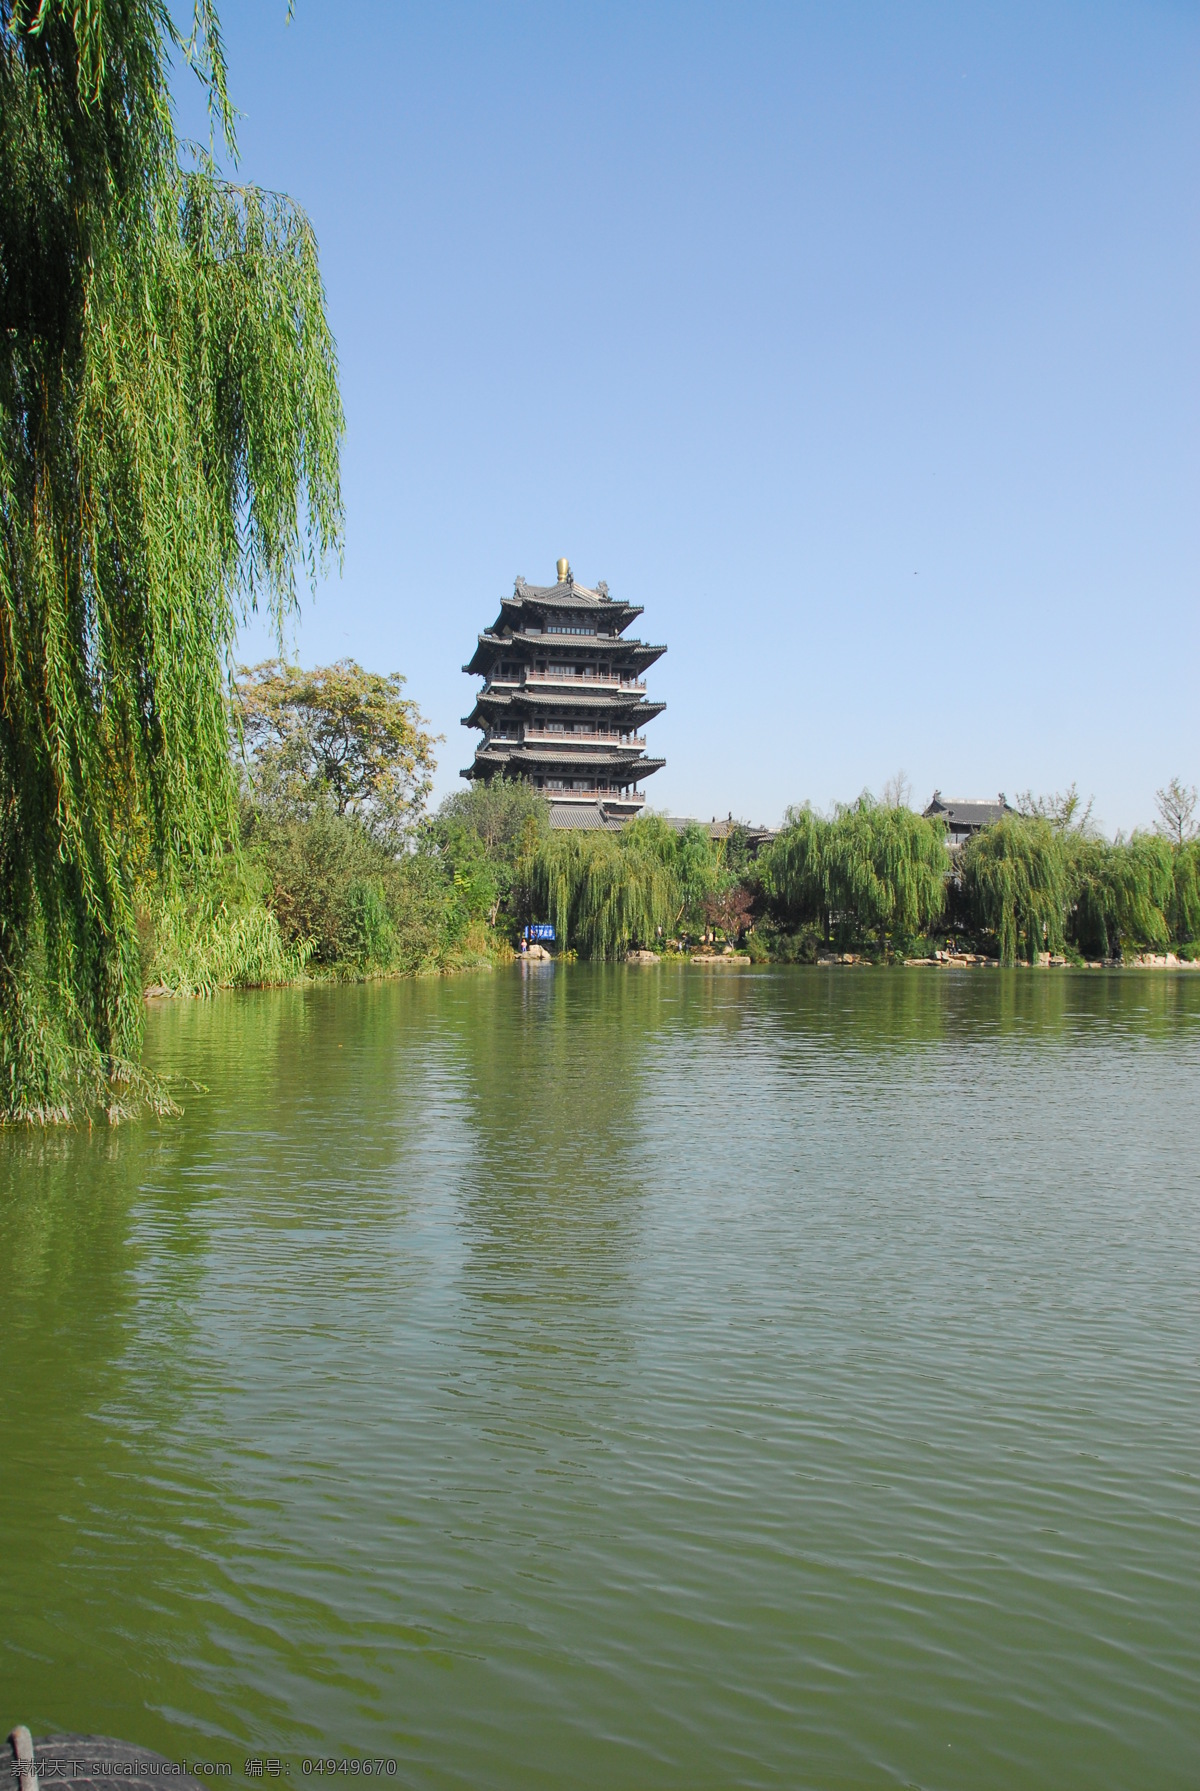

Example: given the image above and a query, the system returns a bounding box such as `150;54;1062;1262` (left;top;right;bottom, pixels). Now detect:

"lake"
2;966;1198;1788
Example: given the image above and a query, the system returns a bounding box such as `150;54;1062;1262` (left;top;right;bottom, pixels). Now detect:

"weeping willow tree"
959;817;1068;965
525;831;678;959
761;800;947;948
825;799;948;948
760;805;830;934
1168;840;1200;947
1066;835;1173;959
1;2;343;1120
622;813;719;932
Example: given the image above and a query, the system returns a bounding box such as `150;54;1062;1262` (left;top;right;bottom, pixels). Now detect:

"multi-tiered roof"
462;560;666;826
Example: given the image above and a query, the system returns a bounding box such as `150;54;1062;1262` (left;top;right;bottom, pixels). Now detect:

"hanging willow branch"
525;832;678;959
959;817;1068;965
0;1;344;1119
761;799;948;946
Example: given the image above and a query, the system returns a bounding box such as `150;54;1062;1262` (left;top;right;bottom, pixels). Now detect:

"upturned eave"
465;629;664;676
460;690;666;728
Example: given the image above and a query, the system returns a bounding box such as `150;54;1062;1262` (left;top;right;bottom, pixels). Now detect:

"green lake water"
2;966;1199;1788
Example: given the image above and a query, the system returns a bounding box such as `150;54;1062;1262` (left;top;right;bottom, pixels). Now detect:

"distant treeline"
135;663;1199;993
518;796;1200;964
758;801;1200;965
142;779;1200;991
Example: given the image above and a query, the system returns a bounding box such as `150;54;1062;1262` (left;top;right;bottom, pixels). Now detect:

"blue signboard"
525;924;556;942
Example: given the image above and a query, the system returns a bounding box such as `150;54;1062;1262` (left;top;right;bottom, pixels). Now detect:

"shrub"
145;892;310;997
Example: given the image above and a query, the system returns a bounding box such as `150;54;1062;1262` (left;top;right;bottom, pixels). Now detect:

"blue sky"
181;2;1198;833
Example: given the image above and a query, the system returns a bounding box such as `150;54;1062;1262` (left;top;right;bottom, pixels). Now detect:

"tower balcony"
518;728;647;748
538;783;648;805
523;669;646;692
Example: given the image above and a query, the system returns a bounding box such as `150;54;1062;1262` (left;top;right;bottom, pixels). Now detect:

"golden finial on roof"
556;557;570;583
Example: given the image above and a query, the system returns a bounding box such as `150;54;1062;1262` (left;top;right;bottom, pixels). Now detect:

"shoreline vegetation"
137;756;1200;1012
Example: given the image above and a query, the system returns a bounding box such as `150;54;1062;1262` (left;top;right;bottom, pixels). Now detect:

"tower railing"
522;670;646;691
519;728;646;746
540;786;646;803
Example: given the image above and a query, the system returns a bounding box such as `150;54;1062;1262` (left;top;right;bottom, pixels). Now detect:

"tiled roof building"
462;559;665;825
923;792;1016;849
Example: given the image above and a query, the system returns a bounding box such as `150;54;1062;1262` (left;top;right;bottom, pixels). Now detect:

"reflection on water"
2;967;1198;1789
450;965;650;1304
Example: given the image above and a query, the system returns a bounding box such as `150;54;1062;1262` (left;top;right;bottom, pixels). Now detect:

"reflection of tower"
444;966;670;1340
461;559;666;829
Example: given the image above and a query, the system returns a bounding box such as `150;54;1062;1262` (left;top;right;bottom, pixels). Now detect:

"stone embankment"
901;950;998;967
620;946;1200;970
901;950;1199;969
623;949;753;964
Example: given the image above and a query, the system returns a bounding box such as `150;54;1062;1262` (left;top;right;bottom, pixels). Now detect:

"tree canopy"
958;816;1068;964
761;799;948;947
236;660;437;842
1;1;343;1118
1064;833;1172;960
526;829;677;959
428;778;550;929
623;814;720;932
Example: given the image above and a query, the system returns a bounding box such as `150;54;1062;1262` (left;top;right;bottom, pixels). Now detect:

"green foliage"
136;768;531;1006
957;820;1191;963
145;887;310;997
626;815;721;931
1;2;342;1119
246;807;403;972
750;922;823;964
712;821;757;885
0;899;177;1121
1168;841;1200;944
960;817;1069;965
429;778;550;929
339;879;397;973
762;800;947;949
236;660;437;842
764;789;1199;964
1065;834;1172;959
245;797;492;977
761;807;829;926
435;777;551;861
526;830;678;959
825;799;949;946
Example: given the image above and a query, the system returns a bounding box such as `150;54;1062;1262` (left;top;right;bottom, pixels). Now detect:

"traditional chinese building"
461;559;666;827
923;792;1016;849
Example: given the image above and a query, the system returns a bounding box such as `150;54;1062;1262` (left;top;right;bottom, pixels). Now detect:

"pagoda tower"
461;559;666;826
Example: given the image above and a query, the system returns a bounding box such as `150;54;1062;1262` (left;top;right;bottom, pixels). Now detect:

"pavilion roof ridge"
508;576;641;613
924;793;1015;814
